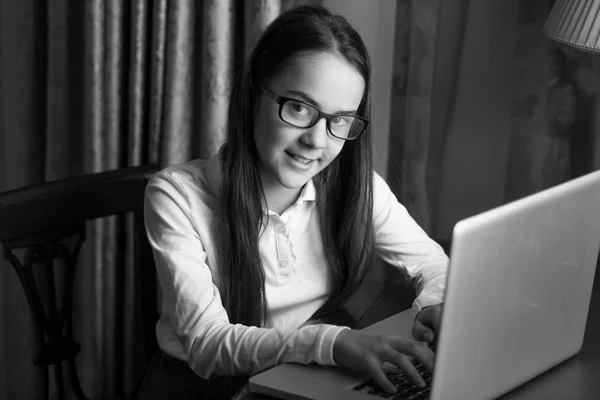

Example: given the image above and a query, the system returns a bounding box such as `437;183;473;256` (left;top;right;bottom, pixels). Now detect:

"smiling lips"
286;151;317;165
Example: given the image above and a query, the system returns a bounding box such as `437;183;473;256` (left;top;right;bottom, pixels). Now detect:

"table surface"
237;290;600;400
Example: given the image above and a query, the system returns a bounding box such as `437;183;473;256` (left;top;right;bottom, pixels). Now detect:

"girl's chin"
278;176;310;190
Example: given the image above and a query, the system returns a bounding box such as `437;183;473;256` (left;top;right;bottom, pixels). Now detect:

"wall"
322;0;396;178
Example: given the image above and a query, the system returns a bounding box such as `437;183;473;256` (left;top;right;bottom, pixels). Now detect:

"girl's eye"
331;116;351;126
291;103;307;114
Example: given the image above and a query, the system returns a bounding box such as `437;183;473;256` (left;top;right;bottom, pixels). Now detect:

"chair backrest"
0;164;159;400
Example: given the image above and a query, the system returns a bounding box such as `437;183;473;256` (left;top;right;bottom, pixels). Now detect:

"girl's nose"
300;117;328;149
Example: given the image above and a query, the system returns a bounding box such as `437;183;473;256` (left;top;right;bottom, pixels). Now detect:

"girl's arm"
144;171;349;378
372;173;449;320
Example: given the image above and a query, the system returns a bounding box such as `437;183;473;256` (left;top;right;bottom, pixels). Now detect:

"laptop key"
352;363;432;399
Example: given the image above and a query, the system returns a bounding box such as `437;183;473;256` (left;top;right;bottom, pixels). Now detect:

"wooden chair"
0;164;160;400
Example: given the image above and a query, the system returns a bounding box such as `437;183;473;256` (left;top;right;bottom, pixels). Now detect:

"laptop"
249;170;600;400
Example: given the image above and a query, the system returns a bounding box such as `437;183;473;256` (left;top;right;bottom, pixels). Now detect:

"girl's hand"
413;303;443;347
332;329;435;393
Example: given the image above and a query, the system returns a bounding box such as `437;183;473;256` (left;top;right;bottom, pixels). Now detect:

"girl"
139;5;448;399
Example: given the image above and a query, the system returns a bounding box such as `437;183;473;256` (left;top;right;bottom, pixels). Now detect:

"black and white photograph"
1;1;599;399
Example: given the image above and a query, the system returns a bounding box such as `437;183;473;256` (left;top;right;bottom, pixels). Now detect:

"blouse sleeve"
144;171;348;379
372;173;449;319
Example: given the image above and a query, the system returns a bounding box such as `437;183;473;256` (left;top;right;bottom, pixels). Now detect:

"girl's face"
253;51;365;194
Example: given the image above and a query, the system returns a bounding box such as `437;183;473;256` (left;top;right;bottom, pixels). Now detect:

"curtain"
388;0;599;241
0;0;315;398
387;0;470;237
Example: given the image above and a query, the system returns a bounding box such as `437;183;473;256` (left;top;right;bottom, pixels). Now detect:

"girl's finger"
412;319;435;342
366;358;397;394
381;349;426;388
390;337;435;372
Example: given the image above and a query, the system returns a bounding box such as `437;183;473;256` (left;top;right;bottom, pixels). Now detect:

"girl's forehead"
269;52;365;113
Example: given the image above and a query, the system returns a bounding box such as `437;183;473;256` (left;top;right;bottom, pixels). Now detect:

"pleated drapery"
387;0;470;234
0;1;314;398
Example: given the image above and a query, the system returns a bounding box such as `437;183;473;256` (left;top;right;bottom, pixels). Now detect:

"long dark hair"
220;5;374;327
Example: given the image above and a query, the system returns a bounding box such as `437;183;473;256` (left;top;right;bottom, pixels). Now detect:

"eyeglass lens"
280;99;363;139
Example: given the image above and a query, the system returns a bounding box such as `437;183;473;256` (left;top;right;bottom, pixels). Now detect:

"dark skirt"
136;349;249;400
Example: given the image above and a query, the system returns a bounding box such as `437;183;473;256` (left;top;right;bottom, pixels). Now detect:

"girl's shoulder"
149;153;223;208
372;170;392;194
372;171;405;212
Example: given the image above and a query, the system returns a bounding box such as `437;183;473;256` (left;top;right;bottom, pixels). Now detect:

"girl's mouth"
286;151;315;165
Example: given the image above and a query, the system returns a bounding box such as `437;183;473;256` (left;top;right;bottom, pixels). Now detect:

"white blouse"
144;154;448;379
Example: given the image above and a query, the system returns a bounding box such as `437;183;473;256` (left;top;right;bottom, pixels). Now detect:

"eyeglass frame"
260;87;369;141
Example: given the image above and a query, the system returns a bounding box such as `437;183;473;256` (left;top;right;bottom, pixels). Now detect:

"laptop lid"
431;170;600;399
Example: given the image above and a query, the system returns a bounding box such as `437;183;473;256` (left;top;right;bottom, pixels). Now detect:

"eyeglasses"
260;87;368;141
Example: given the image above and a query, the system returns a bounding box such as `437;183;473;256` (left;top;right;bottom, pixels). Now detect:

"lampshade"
543;0;600;53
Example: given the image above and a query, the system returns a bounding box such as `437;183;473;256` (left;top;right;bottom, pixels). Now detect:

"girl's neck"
261;183;302;215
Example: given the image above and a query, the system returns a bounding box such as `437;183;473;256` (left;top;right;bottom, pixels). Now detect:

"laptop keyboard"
352;362;432;399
